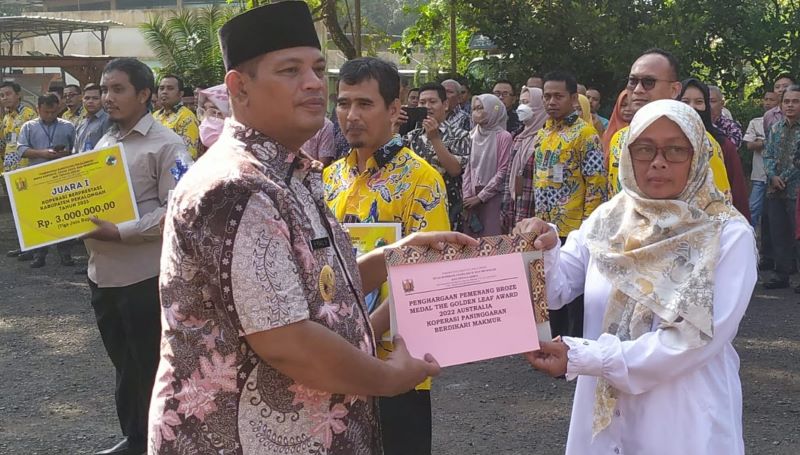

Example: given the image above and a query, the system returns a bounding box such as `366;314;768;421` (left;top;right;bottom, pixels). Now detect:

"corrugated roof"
0;15;122;40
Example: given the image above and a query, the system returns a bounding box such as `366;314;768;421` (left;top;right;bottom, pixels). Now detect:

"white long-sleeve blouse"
544;215;757;455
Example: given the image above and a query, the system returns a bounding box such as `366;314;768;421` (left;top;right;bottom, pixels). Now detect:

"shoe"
17;252;33;261
94;437;146;455
6;249;21;257
758;259;775;271
30;257;45;268
60;254;75;266
763;278;789;289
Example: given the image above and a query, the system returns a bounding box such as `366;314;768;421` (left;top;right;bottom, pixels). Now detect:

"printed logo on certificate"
385;233;550;368
3;144;139;251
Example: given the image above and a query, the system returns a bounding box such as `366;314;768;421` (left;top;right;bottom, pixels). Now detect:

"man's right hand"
382;335;441;396
771;176;786;191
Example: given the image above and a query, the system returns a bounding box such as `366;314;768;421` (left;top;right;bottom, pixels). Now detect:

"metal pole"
58;31;66;83
450;0;457;74
354;0;361;57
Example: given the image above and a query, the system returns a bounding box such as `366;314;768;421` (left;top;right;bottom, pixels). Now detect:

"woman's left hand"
395;231;479;251
524;339;569;378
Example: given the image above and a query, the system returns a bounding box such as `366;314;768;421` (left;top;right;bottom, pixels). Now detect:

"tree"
390;0;481;83
140;6;234;88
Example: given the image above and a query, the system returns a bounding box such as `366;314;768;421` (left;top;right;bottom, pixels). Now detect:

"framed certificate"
3;144;139;250
385;232;550;367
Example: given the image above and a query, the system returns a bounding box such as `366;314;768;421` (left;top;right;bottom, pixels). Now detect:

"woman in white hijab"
501;86;547;232
462;93;513;237
518;100;755;454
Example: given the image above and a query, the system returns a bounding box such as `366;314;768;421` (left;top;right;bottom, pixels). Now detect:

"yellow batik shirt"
153;104;199;159
61;105;84;126
323;137;450;390
607;126;731;198
533;113;607;238
2;105;37;172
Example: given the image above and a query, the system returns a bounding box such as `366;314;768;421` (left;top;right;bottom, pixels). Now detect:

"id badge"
552;164;564;183
10;132;17;143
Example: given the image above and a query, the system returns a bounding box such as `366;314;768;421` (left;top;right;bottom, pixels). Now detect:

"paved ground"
0;210;798;454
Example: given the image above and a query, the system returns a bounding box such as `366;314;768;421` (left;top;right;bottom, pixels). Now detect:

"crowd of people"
0;0;791;453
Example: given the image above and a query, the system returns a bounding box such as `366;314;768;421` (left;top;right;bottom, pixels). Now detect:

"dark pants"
33;240;73;261
380;390;432;455
761;205;773;262
550;237;584;338
89;276;161;444
767;197;798;280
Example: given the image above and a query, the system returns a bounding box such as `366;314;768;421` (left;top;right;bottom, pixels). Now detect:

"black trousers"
761;204;773;261
767;197;798;280
549;237;584;338
89;276;161;443
380;390;432;455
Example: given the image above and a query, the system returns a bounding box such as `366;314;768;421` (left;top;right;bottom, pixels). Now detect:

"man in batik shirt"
404;82;470;231
149;3;443;454
323;58;449;455
709;85;744;148
153;74;200;159
533;71;606;339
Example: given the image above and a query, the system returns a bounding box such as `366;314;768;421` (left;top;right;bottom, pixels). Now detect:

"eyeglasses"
629;144;693;163
492;91;513;98
626;76;676;91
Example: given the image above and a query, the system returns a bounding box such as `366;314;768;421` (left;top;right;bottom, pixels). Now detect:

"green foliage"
390;0;481;82
428;0;800;109
140;6;236;88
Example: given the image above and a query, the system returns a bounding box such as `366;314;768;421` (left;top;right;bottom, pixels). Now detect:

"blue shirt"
7;117;75;168
74;110;111;153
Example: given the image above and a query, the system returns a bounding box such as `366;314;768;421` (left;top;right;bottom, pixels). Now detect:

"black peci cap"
218;1;322;71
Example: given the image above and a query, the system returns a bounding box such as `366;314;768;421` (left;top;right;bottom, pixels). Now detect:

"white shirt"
543;214;756;455
743;117;766;182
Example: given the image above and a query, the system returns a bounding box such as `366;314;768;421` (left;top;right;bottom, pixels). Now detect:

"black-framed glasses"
629;144;693;163
626;76;676;91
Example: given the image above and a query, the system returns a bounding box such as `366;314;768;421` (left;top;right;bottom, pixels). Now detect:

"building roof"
0;15;122;41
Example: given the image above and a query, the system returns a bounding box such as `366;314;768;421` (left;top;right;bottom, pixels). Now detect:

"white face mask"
517;104;534;123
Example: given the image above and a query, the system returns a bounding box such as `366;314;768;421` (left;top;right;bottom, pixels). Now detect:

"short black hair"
543;71;578;94
782;85;800;101
493;79;515;94
418;82;446;102
0;81;21;93
409;87;420;93
83;83;101;94
64;84;81;93
775;74;796;84
640;47;680;81
38;94;60;107
338;57;399;107
160;74;184;92
103;58;155;96
48;84;64;97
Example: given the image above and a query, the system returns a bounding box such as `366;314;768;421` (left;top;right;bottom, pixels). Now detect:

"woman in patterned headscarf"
516;99;755;454
462;93;512;237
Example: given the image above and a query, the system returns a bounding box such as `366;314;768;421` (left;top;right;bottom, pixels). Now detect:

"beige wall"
15;9;425;79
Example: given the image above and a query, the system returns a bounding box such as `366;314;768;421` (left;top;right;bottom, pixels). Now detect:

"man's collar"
346;135;404;172
112;112;155;139
225;118;301;178
161;102;184;114
545;112;579;129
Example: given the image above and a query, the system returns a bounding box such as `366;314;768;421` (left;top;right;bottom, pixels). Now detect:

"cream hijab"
509;87;546;198
582;99;743;436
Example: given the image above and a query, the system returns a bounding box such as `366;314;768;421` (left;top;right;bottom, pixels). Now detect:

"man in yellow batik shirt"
153;74;199;159
323;57;449;455
1;81;38;258
1;81;37;172
606;48;730;198
528;71;606;340
61;84;85;126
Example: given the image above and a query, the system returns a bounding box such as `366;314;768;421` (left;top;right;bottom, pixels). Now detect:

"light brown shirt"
85;113;191;287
